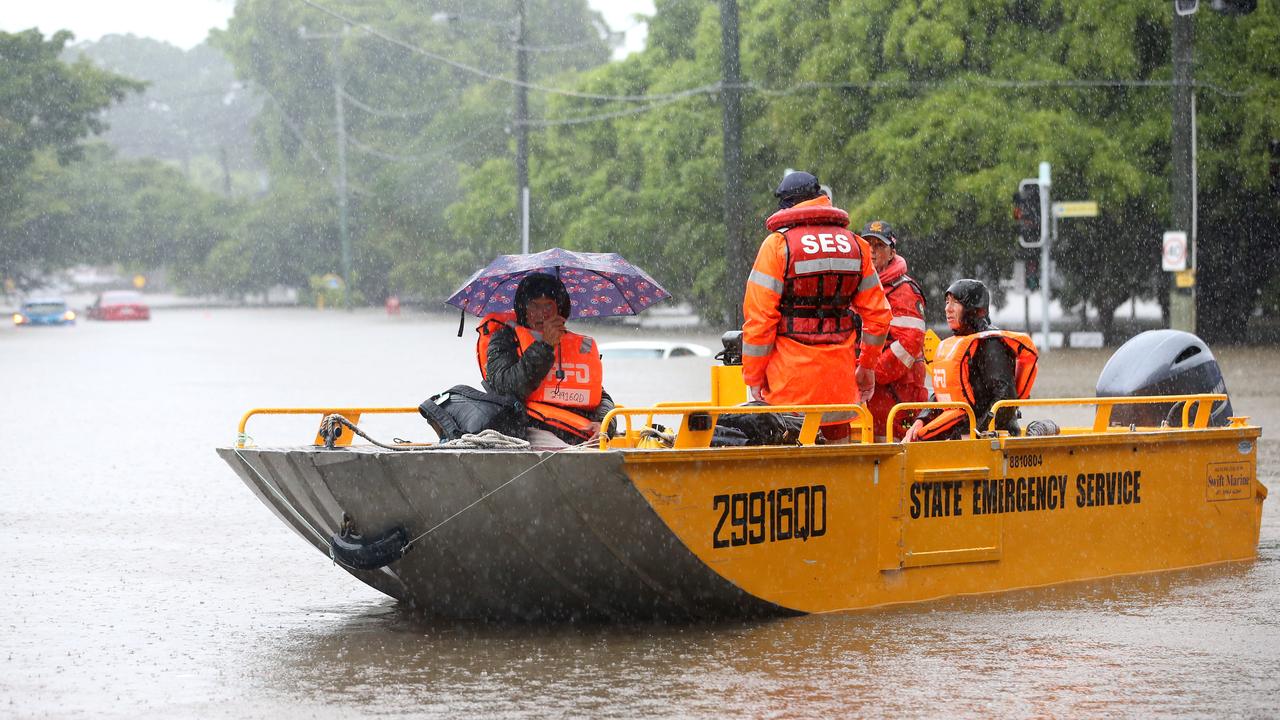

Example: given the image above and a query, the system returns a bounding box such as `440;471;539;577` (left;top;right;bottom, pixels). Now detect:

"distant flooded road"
2;308;1277;718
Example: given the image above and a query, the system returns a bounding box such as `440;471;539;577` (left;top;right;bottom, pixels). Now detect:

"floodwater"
2;308;1277;718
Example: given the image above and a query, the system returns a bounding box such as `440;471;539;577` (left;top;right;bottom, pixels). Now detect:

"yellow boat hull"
220;420;1264;620
622;425;1264;613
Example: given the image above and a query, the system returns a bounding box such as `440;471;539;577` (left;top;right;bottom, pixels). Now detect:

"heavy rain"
2;1;1278;717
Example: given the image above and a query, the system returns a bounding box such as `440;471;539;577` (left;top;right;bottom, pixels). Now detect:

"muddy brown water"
2;308;1276;718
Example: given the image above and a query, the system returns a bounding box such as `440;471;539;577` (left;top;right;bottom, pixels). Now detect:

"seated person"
476;273;614;447
904;279;1037;442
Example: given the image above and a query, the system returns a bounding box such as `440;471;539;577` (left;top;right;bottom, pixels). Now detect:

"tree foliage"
211;0;614;300
7;3;1280;344
0;29;144;286
448;0;1280;338
65;36;263;190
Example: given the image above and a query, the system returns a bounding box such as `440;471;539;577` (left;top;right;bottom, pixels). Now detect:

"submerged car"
13;298;76;326
87;290;150;321
598;340;712;359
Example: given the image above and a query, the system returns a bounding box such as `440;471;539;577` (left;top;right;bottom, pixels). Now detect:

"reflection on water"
1;308;1277;718
260;563;1278;719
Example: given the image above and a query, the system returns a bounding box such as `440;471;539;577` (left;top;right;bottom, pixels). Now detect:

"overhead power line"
519;92;711;128
292;0;720;103
347;134;444;162
339;88;435;118
518;75;1258;127
744;77;1255;98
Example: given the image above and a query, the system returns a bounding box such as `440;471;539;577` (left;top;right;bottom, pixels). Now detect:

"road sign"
1052;201;1099;218
1162;231;1188;272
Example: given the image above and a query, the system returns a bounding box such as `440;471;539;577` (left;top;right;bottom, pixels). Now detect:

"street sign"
1162;231;1188;272
1052;201;1099;218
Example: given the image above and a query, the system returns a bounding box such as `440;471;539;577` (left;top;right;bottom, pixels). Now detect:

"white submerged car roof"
599;340;713;357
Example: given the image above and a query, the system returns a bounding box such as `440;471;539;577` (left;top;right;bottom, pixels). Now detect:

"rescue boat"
218;330;1266;621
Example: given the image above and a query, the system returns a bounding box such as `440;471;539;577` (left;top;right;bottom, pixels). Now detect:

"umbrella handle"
555;343;565;381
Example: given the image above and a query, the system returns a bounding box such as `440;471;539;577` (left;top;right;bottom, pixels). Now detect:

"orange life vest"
918;330;1038;439
766;204;866;345
475;312;604;439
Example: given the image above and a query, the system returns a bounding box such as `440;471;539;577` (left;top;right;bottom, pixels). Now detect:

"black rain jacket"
484;324;615;443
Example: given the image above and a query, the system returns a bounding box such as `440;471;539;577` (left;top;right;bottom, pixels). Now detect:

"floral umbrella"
446;248;671;319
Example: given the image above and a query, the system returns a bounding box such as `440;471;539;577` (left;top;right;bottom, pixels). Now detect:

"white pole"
1038;162;1052;353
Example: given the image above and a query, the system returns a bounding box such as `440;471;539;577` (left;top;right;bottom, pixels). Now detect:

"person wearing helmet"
860;220;929;441
475;273;614;446
741;171;893;443
904;278;1039;441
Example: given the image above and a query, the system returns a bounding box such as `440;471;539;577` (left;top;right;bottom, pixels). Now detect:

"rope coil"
319;413;532;450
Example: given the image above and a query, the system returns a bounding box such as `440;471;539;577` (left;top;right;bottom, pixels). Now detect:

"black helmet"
774;171;822;209
514;272;571;327
945;278;991;334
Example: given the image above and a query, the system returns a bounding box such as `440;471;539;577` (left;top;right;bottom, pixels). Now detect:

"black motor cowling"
1095;330;1232;427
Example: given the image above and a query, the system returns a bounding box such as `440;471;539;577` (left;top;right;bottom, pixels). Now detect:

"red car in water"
87;290;151;321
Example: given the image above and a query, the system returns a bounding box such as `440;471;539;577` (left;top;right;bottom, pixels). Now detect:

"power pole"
300;27;353;310
1169;8;1196;332
514;0;530;254
719;0;749;327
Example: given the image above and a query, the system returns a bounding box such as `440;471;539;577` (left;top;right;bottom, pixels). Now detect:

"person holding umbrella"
477;273;615;447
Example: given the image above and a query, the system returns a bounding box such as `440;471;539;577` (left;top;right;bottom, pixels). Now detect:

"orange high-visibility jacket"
918;329;1039;440
867;254;929;438
476;312;603;439
742;196;892;408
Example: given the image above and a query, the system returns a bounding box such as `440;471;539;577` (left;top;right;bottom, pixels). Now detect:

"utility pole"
514;0;530;254
1169;8;1196;332
300;26;353;309
719;0;749;326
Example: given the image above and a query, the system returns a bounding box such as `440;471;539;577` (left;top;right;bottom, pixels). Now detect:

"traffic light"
1025;258;1040;291
1012;183;1041;244
1016;245;1041;291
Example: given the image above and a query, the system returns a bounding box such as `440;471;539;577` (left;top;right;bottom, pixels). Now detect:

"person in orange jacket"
904;279;1038;442
860;220;929;441
742;171;893;443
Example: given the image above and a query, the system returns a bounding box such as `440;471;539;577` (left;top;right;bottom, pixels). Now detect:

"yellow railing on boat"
233;394;1235;450
237;406;419;448
599;403;876;450
986;393;1229;433
885;402;979;441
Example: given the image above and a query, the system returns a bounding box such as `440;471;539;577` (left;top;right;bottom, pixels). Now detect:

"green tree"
446;0;1280;340
0;29;143;287
212;0;614;302
10;144;240;289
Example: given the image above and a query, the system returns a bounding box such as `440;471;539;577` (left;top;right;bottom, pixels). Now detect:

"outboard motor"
1096;330;1233;427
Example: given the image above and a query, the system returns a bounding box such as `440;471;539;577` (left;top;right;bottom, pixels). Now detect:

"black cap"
774;171;822;209
861;220;896;247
